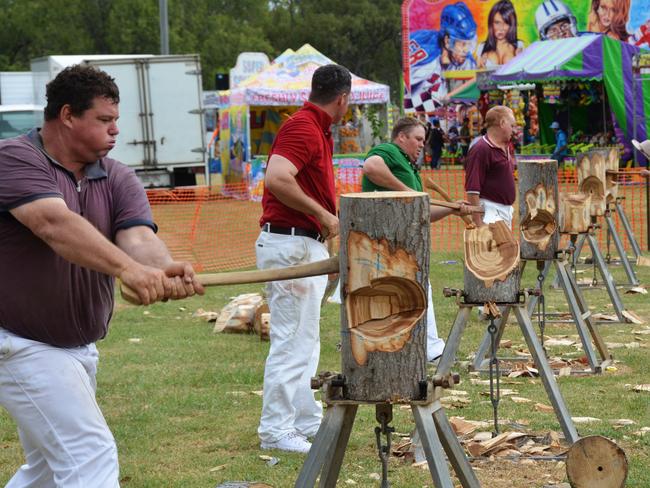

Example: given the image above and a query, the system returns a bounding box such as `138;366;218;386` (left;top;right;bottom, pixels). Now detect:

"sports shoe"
261;432;312;454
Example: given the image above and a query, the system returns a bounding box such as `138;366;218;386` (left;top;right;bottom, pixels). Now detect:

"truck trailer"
31;54;207;187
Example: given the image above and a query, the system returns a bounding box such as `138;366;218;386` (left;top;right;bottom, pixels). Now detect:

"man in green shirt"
361;116;469;362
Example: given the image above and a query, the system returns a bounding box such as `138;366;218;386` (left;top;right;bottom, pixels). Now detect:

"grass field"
1;251;649;487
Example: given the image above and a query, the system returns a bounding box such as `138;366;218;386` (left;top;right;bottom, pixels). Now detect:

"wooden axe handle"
430;199;483;214
120;255;340;305
425;177;475;228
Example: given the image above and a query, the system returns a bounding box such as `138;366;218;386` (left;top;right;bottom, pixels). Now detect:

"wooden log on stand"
518;159;559;260
559;192;592;235
463;221;521;304
339;191;430;402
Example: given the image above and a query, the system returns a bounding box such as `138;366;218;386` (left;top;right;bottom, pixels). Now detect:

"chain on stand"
536;261;547;350
374;405;394;488
487;315;501;437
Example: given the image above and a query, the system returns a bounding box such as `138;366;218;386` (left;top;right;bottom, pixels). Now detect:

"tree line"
0;0;403;100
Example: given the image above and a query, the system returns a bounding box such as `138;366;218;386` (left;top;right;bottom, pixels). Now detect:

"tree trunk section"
463;220;521;304
566;436;628;488
339;191;430;402
518;159;559;260
559;192;592;235
577;149;618;216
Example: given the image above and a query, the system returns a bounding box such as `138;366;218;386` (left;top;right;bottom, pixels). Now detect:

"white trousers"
327;277;444;361
0;328;119;488
480;198;513;227
255;231;328;443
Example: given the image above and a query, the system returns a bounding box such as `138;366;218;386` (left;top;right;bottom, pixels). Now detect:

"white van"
0;104;44;140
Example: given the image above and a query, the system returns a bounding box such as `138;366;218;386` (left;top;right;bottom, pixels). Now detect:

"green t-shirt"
361;142;423;192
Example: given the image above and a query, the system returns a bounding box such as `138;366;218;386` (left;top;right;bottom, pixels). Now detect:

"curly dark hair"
309;64;351;105
44;64;120;121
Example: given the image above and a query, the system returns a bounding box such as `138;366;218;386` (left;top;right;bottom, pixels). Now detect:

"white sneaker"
261;432;312;453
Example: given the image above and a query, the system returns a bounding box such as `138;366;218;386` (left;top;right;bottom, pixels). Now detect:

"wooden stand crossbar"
436;300;579;445
295;376;481;488
473;256;612;374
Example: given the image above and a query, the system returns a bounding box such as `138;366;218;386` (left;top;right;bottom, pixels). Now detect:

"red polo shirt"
260;102;336;232
464;135;516;205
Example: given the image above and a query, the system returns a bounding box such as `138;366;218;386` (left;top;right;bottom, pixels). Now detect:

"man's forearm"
117;230;174;269
32;207;137;277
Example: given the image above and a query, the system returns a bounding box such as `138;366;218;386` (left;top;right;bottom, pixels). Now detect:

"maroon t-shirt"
0;129;156;347
464;135;516;205
260;102;336;232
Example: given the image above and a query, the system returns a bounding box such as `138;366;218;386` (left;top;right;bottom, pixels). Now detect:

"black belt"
262;223;324;243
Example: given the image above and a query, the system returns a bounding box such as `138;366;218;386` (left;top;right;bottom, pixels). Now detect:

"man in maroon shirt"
464;106;517;227
0;65;203;486
256;64;351;453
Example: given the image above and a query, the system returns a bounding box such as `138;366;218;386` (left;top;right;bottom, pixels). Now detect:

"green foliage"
0;0;402;97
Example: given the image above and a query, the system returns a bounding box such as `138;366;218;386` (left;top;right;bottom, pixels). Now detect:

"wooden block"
463;221;521;304
339;191;430;402
559;192;592;234
518;159;559;260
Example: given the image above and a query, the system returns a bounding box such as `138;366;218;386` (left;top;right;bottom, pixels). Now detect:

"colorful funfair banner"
403;0;650;112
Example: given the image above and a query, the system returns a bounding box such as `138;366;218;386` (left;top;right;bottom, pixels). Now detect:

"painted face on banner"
546;20;575;40
598;0;615;30
493;12;510;41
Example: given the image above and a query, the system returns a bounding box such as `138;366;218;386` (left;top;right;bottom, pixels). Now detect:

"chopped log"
253;303;270;340
566;436;628;488
577;150;618;215
463;221;521;304
213;293;264;334
559;193;592;234
339;191;429;401
518;159;559;260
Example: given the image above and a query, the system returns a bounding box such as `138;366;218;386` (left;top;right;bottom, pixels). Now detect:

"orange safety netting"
147;168;649;272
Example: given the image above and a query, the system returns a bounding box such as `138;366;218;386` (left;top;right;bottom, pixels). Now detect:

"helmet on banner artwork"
535;0;578;40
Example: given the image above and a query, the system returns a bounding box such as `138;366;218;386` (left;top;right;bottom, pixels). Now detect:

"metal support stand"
474;255;612;374
584;231;628;322
296;374;480;488
615;198;642;261
437;297;579;445
604;203;639;285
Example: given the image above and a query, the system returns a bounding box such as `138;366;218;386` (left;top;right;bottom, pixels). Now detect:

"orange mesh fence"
147;168;648;272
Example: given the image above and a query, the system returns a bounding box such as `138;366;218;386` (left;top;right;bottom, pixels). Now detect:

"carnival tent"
233;44;390;106
491;34;650;150
220;45;391;183
446;78;479;103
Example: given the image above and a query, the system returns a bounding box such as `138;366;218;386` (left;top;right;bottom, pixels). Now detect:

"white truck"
31;54;207;187
0;72;36;105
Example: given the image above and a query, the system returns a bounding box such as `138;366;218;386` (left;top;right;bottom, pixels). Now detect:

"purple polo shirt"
464;135;516;205
0;129;156;347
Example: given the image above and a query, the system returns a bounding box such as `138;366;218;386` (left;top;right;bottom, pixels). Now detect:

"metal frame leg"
512;306;579;444
586;233;627;322
432;406;481;488
604;211;639;285
295;404;356;488
615;200;642;260
554;261;602;373
472;307;511;372
561;260;612;362
411;402;458;488
318;405;358;488
436;306;472;376
573;233;587;263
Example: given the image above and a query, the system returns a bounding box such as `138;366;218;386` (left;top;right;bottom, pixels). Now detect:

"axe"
120;256;340;305
425;177;478;229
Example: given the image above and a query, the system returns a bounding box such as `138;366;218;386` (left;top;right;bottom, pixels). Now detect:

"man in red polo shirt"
465;106;517;227
256;64;351;453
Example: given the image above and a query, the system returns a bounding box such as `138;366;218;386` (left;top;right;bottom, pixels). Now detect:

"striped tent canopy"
492;34;650;150
231;44;390;106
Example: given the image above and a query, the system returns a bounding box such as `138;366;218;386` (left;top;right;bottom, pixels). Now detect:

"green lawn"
1;251;649;487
